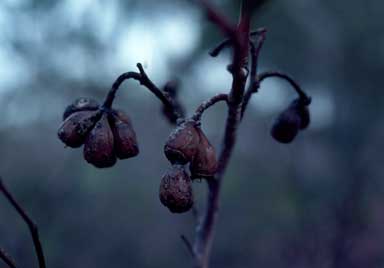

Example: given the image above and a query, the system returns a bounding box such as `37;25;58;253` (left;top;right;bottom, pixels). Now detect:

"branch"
103;63;184;124
0;178;46;268
209;28;266;57
191;1;252;267
192;93;228;122
241;31;267;118
258;71;311;103
241;71;311;119
163;80;186;123
0;248;17;268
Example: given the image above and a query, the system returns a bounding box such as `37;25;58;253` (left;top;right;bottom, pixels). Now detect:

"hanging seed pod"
270;98;311;143
271;103;301;144
159;165;193;213
63;98;99;120
109;110;139;159
83;113;117;168
164;120;200;164
58;110;101;148
190;127;217;179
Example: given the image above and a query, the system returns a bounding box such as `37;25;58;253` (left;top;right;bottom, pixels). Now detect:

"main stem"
192;3;251;268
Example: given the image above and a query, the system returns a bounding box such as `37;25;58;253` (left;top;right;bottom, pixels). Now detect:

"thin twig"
209;28;266;57
258;71;311;103
181;235;196;259
192;94;228;122
241;31;267;118
0;178;46;268
0;248;17;268
102;63;183;124
162;80;186;124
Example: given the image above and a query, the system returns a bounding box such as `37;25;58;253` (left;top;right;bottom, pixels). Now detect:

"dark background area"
0;0;383;267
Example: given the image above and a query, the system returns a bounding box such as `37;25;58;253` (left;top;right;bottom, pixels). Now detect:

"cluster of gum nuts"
57;95;310;214
58;98;139;168
57;98;217;214
160;119;217;213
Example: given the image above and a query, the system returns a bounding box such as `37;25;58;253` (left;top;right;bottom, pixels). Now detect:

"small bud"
159;165;193;213
164;121;200;164
58;110;101;148
63;98;99;120
83;113;117;168
109;110;139;159
190;127;217;179
271;98;311;144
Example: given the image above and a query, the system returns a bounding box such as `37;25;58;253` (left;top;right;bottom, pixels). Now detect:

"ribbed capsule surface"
159;165;193;213
58;110;101;148
164;121;200;164
83;113;117;168
189;127;217;179
63;98;99;120
109;110;139;159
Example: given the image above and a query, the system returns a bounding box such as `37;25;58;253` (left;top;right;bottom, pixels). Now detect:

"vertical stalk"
193;1;252;267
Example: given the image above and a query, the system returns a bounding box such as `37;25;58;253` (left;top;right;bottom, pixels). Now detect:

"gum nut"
83;114;117;168
159;165;193;213
164;121;200;164
270;107;301;143
58;110;101;148
63;97;99;120
190;128;217;179
109;110;139;159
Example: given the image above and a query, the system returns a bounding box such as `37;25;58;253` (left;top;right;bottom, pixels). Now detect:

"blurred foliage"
0;0;383;268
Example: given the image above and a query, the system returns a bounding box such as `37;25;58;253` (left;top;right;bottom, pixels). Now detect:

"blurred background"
0;0;383;267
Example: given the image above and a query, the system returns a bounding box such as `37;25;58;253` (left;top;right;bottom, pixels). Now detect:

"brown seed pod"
63;98;99;120
109;110;139;159
159;165;193;213
190;127;217;179
83;113;117;168
164;121;200;164
58;110;101;148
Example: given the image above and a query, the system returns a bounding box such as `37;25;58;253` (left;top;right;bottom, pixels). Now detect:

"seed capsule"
159;165;193;213
190;127;217;179
58;110;101;148
109;110;139;159
271;105;301;144
83;113;117;168
164;121;200;164
63;98;99;120
271;98;311;143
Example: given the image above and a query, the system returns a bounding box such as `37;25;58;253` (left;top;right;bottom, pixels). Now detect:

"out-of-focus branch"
0;248;17;268
0;178;46;268
193;0;236;37
103;63;184;124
